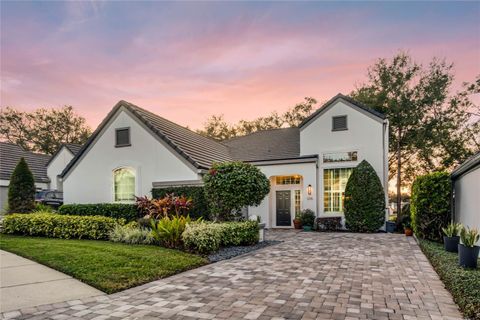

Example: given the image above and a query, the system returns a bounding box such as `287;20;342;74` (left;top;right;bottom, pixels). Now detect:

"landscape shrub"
152;186;209;219
182;223;222;254
300;209;315;227
2;213;122;240
203;161;270;221
182;221;259;254
109;224;154;245
217;221;259;246
150;215;192;248
58;203;138;221
316;217;342;231
135;194;192;219
411;172;451;242
344;160;386;232
419;239;480;319
8;157;35;213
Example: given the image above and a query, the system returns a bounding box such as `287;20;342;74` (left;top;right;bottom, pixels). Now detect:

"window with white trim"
294;190;301;215
323;168;353;212
113;167;135;202
276;175;301;185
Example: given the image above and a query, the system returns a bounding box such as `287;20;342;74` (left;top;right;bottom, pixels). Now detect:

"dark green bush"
2;213;122;240
203;161;270;221
8;157;35;213
344;160;386;232
58;203;138;221
152;186;209;219
411;172;451;242
182;221;259;254
300;209;315;227
419;239;480;319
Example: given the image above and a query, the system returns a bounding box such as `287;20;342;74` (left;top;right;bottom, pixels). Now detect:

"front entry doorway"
276;190;291;226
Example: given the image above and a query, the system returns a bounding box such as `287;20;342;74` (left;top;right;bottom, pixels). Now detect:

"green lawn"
418;239;480;320
0;235;207;294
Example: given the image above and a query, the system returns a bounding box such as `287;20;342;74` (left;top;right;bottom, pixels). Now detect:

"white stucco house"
61;94;389;228
452;152;480;232
0;142;82;212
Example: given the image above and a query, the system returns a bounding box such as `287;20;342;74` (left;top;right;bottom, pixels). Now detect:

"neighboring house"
452;152;480;232
46;143;82;191
61;94;389;228
0;142;51;212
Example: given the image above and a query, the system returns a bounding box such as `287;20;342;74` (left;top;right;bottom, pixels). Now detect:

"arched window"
113;167;135;202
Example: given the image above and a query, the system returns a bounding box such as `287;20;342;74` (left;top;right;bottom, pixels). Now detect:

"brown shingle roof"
0;142;50;183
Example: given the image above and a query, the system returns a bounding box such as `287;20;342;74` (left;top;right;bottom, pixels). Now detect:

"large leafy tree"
8;157;36;213
0;106;91;154
351;52;479;222
197;97;317;140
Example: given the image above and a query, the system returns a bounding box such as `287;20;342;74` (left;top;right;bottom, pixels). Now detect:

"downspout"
383;119;389;221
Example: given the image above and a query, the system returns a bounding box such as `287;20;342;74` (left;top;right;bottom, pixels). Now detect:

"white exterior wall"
300;100;387;221
62;108;199;204
454;167;480;233
248;162;317;228
47;147;74;191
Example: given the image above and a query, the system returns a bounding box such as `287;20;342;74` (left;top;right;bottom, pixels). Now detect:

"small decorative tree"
8;157;36;213
410;172;451;241
344;160;386;232
203;161;270;221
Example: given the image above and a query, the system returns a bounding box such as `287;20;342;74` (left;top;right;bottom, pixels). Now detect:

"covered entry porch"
247;157;318;228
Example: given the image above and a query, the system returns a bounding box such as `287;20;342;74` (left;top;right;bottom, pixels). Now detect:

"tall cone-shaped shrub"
8;157;36;213
344;160;386;232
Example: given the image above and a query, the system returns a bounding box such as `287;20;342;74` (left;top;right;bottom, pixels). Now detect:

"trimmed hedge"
344;160;386;232
2;213;122;240
152;186;209;219
411;172;451;242
58;203;138;221
182;221;259;254
419;239;480;319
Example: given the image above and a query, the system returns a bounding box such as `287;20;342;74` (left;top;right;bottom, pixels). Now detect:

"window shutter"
332;116;347;131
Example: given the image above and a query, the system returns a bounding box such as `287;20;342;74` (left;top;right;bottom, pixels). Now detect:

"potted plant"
442;222;462;252
458;227;480;269
293;213;302;229
300;209;315;231
402;215;413;236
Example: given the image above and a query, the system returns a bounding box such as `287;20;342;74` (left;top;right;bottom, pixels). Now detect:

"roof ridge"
222;126;297;143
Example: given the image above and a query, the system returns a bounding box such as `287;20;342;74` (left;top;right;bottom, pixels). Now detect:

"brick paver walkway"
1;231;462;320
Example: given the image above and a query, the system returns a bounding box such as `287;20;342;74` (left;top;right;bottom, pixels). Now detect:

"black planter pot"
443;236;460;252
386;221;396;233
458;244;480;269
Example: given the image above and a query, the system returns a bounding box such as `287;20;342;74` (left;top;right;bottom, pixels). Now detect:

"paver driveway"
1;231;462;320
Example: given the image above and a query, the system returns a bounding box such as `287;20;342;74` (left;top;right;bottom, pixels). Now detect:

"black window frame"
332;115;348;131
115;127;131;147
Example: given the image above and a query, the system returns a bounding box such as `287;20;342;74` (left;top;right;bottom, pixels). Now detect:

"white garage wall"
47;147;74;191
63;108;199;204
454;167;480;234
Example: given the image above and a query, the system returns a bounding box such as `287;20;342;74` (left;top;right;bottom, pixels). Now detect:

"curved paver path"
1;231;462;320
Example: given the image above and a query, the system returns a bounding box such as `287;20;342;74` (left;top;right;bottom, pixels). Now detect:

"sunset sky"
1;1;479;130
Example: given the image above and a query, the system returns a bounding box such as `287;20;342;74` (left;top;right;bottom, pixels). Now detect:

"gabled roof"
451;152;480;179
0;142;50;183
222;127;300;162
46;143;83;167
299;93;386;128
61;100;232;178
65;143;82;155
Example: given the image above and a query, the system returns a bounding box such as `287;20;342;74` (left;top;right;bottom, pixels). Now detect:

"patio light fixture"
307;184;312;196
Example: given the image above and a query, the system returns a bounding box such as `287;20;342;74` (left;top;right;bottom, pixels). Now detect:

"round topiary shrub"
8;157;36;213
203;161;270;221
344;160;386;232
410;172;451;242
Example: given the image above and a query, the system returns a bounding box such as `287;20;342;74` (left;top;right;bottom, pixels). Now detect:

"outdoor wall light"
307;184;312;196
